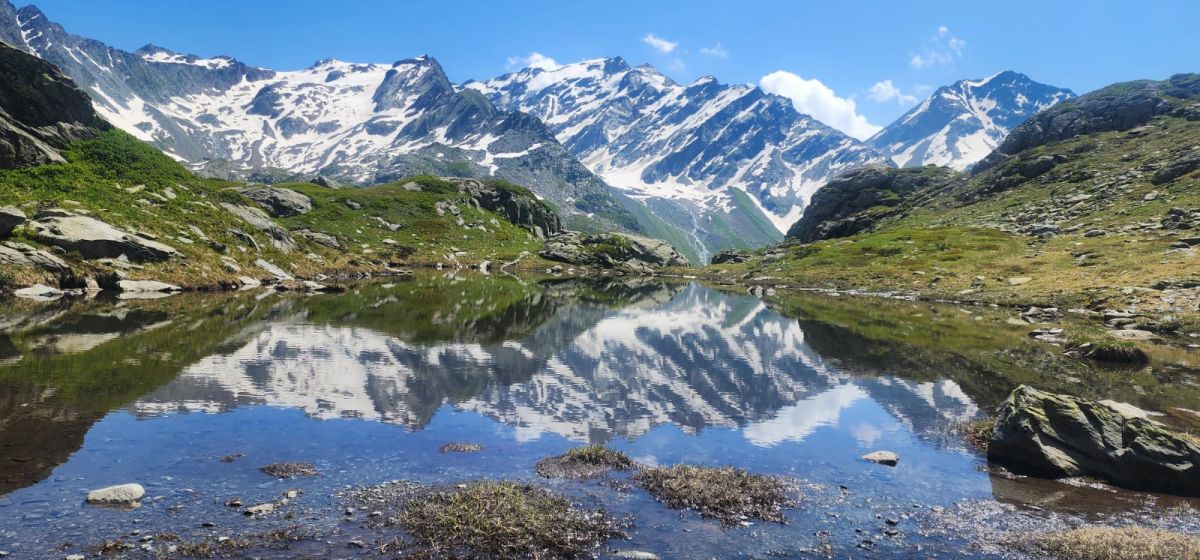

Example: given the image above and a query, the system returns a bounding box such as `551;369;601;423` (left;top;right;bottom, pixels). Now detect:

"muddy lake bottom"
0;274;1197;558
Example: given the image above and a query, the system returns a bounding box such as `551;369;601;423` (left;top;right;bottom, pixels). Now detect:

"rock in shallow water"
862;451;899;466
988;385;1200;496
85;483;145;507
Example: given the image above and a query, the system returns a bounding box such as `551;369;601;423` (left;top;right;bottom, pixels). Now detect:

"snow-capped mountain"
867;71;1074;170
0;1;643;234
468;58;889;256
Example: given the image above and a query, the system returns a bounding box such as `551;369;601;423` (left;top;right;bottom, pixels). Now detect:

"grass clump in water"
955;418;996;450
536;444;636;479
259;462;319;478
1065;334;1150;364
1030;526;1200;560
634;465;795;525
398;481;619;559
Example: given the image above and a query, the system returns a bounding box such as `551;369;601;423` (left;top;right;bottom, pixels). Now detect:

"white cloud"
505;52;560;71
699;43;728;59
668;58;686;71
642;33;678;54
759;71;881;140
868;79;918;106
910;25;966;69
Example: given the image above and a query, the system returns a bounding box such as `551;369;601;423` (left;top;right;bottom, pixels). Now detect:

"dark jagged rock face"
868;71;1073;171
0;3;643;235
786;166;956;242
989;385;1200;496
977;73;1200;172
0;42;108;168
450;178;562;238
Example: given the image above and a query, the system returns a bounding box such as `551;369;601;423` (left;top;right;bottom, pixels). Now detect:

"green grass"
0;131;555;288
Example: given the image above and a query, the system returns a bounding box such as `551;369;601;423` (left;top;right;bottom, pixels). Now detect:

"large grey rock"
116;279;182;293
13;284;64;300
0;206;25;236
27;212;180;262
233;186;312;217
540;231;688;271
294;228;340;249
989;385;1200;496
221;203;298;253
255;259;294;281
85;483;145;507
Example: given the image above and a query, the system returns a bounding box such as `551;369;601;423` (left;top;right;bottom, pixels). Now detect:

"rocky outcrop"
0;240;69;272
449;178;562;239
233;185;313;217
710;249;751;265
220;203;298;253
540;231;688;272
988;385;1200;496
977;73;1200;172
0;42;109;169
786;166;956;242
27;210;181;262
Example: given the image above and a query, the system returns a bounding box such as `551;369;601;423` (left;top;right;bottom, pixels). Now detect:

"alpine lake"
0;272;1197;559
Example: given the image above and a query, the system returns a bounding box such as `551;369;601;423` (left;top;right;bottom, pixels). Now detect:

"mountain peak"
868;71;1074;170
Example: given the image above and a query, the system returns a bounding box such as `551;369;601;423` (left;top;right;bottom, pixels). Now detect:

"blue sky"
25;0;1200;138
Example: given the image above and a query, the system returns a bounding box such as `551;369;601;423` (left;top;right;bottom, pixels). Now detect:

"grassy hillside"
706;75;1200;313
0;130;553;289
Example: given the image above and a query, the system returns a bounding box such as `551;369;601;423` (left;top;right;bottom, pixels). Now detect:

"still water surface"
0;274;1196;558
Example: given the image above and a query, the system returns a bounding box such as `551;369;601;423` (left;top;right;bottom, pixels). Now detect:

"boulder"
233;186;313;217
13;284;64;300
0;206;25;236
27;211;180;262
861;451;899;466
313;175;340;188
220;203;298;252
294;228;340;249
255;259;294;281
85;483;145;507
540;231;688;271
988;385;1200;496
116;280;182;293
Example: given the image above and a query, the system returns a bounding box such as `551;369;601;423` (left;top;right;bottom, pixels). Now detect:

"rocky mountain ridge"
469;57;887;257
0;1;644;234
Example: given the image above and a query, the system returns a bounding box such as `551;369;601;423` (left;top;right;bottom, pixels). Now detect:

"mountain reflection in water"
128;281;979;445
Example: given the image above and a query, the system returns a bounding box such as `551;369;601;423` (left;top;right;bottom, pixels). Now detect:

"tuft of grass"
956;418;996;450
1029;526;1200;560
1066;333;1150;364
398;481;619;559
634;465;795;525
536;444;635;479
259;462;319;478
